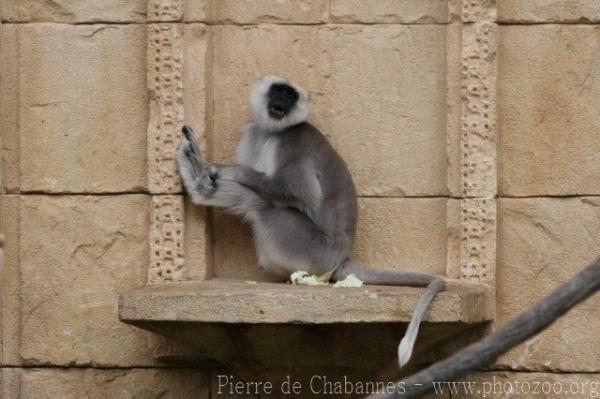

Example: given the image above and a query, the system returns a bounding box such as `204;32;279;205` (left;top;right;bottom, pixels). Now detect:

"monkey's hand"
177;126;218;202
199;163;219;195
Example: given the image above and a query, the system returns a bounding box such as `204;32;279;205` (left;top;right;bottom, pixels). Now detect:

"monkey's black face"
267;83;299;120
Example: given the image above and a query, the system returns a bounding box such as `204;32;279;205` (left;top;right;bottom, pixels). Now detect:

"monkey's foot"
177;126;217;202
179;126;204;176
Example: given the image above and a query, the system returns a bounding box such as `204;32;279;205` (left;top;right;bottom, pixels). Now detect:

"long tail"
335;261;445;368
397;278;444;367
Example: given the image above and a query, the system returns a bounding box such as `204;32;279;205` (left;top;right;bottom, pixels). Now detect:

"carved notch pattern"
148;23;184;194
147;0;186;283
461;0;497;22
148;0;183;22
456;0;498;284
460;199;496;283
460;22;497;198
149;195;185;283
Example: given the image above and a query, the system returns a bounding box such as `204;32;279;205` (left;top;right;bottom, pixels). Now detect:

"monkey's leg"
250;207;346;278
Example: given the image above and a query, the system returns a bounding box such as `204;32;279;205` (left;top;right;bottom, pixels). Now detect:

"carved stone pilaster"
460;22;497;198
459;198;496;283
461;0;497;22
459;12;497;284
147;0;186;283
148;0;183;22
147;23;184;194
447;0;497;285
149;195;185;283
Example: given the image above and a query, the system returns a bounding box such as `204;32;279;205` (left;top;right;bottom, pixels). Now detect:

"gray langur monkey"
177;75;445;368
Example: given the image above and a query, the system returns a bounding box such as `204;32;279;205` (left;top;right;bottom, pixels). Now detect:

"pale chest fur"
235;127;279;177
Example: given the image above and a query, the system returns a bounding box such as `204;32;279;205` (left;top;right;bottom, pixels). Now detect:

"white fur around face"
249;75;310;133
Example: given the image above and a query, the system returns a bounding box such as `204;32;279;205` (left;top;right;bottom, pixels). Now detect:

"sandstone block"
1;0;147;22
496;198;600;371
498;0;600;23
210;25;447;196
185;0;328;23
184;0;207;22
0;196;20;365
183;24;209;156
353;198;447;275
184;197;212;280
0;368;19;398
445;23;463;198
18;24;148;193
498;26;600;196
3;368;209;398
212;198;448;280
18;195;158;366
0;26;20;193
330;0;448;23
212;211;259;280
323;25;448;197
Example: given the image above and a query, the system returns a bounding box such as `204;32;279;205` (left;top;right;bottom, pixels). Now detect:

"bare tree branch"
366;258;600;399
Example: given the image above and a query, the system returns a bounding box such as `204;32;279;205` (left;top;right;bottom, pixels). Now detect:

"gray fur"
177;76;445;368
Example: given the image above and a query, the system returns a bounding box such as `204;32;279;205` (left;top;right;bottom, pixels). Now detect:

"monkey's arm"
217;164;321;212
177;126;313;209
218;165;291;201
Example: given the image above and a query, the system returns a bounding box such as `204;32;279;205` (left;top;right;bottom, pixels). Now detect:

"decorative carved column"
146;0;209;283
447;0;498;285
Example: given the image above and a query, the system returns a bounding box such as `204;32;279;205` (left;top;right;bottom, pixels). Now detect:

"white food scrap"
290;271;328;286
333;274;363;288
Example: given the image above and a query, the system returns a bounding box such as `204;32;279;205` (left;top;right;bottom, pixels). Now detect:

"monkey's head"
250;76;310;132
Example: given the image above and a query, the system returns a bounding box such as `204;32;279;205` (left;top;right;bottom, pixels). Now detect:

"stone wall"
0;0;598;397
